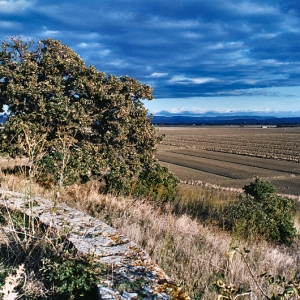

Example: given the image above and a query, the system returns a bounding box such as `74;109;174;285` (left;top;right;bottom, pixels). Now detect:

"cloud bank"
1;0;300;108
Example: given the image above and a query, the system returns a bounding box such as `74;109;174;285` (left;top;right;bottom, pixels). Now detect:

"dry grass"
58;181;300;299
0;158;28;172
0;207;52;299
0;171;55;199
1;172;300;299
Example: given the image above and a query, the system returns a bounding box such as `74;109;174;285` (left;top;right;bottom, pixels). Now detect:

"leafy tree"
0;37;177;196
226;178;296;244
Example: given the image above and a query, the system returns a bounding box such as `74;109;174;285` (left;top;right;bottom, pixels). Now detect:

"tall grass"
54;180;300;298
0;172;299;299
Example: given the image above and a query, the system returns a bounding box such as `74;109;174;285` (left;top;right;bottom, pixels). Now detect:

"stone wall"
0;190;190;300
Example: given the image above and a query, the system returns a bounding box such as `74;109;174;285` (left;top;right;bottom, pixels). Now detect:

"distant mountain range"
1;111;299;126
151;111;300;125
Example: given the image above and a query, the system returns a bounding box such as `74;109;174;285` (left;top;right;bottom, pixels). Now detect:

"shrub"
132;163;180;201
41;249;105;300
225;178;296;244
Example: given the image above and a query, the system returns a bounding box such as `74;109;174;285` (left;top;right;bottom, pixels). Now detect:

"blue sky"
1;0;300;116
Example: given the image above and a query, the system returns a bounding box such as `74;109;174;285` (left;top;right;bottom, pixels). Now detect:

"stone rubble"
0;190;190;300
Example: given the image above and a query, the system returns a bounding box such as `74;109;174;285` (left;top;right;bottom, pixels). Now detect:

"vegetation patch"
0;172;300;299
0;208;106;299
225;178;296;244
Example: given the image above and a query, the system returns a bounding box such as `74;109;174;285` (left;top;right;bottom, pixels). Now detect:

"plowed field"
156;126;300;196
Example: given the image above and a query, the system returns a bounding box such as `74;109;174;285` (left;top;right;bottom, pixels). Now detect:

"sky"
1;0;300;116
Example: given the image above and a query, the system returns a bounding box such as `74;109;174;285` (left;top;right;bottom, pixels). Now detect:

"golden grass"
1;172;299;299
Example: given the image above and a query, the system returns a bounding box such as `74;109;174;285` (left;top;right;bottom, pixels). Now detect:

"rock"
0;189;190;300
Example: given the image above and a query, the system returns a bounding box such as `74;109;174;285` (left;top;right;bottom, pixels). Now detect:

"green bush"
226;178;296;244
41;249;106;300
132;163;180;201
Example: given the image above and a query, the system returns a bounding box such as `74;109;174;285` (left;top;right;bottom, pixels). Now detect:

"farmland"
156;126;300;197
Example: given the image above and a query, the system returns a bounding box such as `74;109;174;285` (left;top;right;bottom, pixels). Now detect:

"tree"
0;37;177;196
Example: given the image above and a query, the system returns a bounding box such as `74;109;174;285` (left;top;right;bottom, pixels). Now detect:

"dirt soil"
156;126;300;197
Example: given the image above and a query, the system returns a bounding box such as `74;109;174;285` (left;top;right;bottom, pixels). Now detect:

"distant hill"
0;112;299;127
151;113;300;126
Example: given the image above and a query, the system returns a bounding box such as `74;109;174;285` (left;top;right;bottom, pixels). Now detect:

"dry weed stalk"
0;202;55;298
0;264;25;300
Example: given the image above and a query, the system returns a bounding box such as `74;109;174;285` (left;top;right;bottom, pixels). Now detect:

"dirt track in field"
156;126;300;196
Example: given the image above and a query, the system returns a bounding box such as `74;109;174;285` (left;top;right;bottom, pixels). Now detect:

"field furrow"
158;126;300;162
165;148;300;175
156;126;300;196
156;151;288;180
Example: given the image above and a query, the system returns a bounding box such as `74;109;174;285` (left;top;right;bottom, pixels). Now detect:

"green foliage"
41;250;105;299
132;163;180;201
244;177;276;199
0;37;175;197
225;178;296;244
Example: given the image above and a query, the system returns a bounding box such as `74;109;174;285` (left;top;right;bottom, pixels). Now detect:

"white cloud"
78;42;100;48
41;29;60;37
182;32;203;39
240;79;259;85
0;21;17;28
150;72;168;77
149;17;199;29
208;41;244;50
0;0;33;13
77;33;100;40
192;78;214;84
106;59;130;67
207;43;224;50
167;107;209;114
99;49;110;56
77;42;110;56
230;1;278;15
153;106;284;115
168;75;216;84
